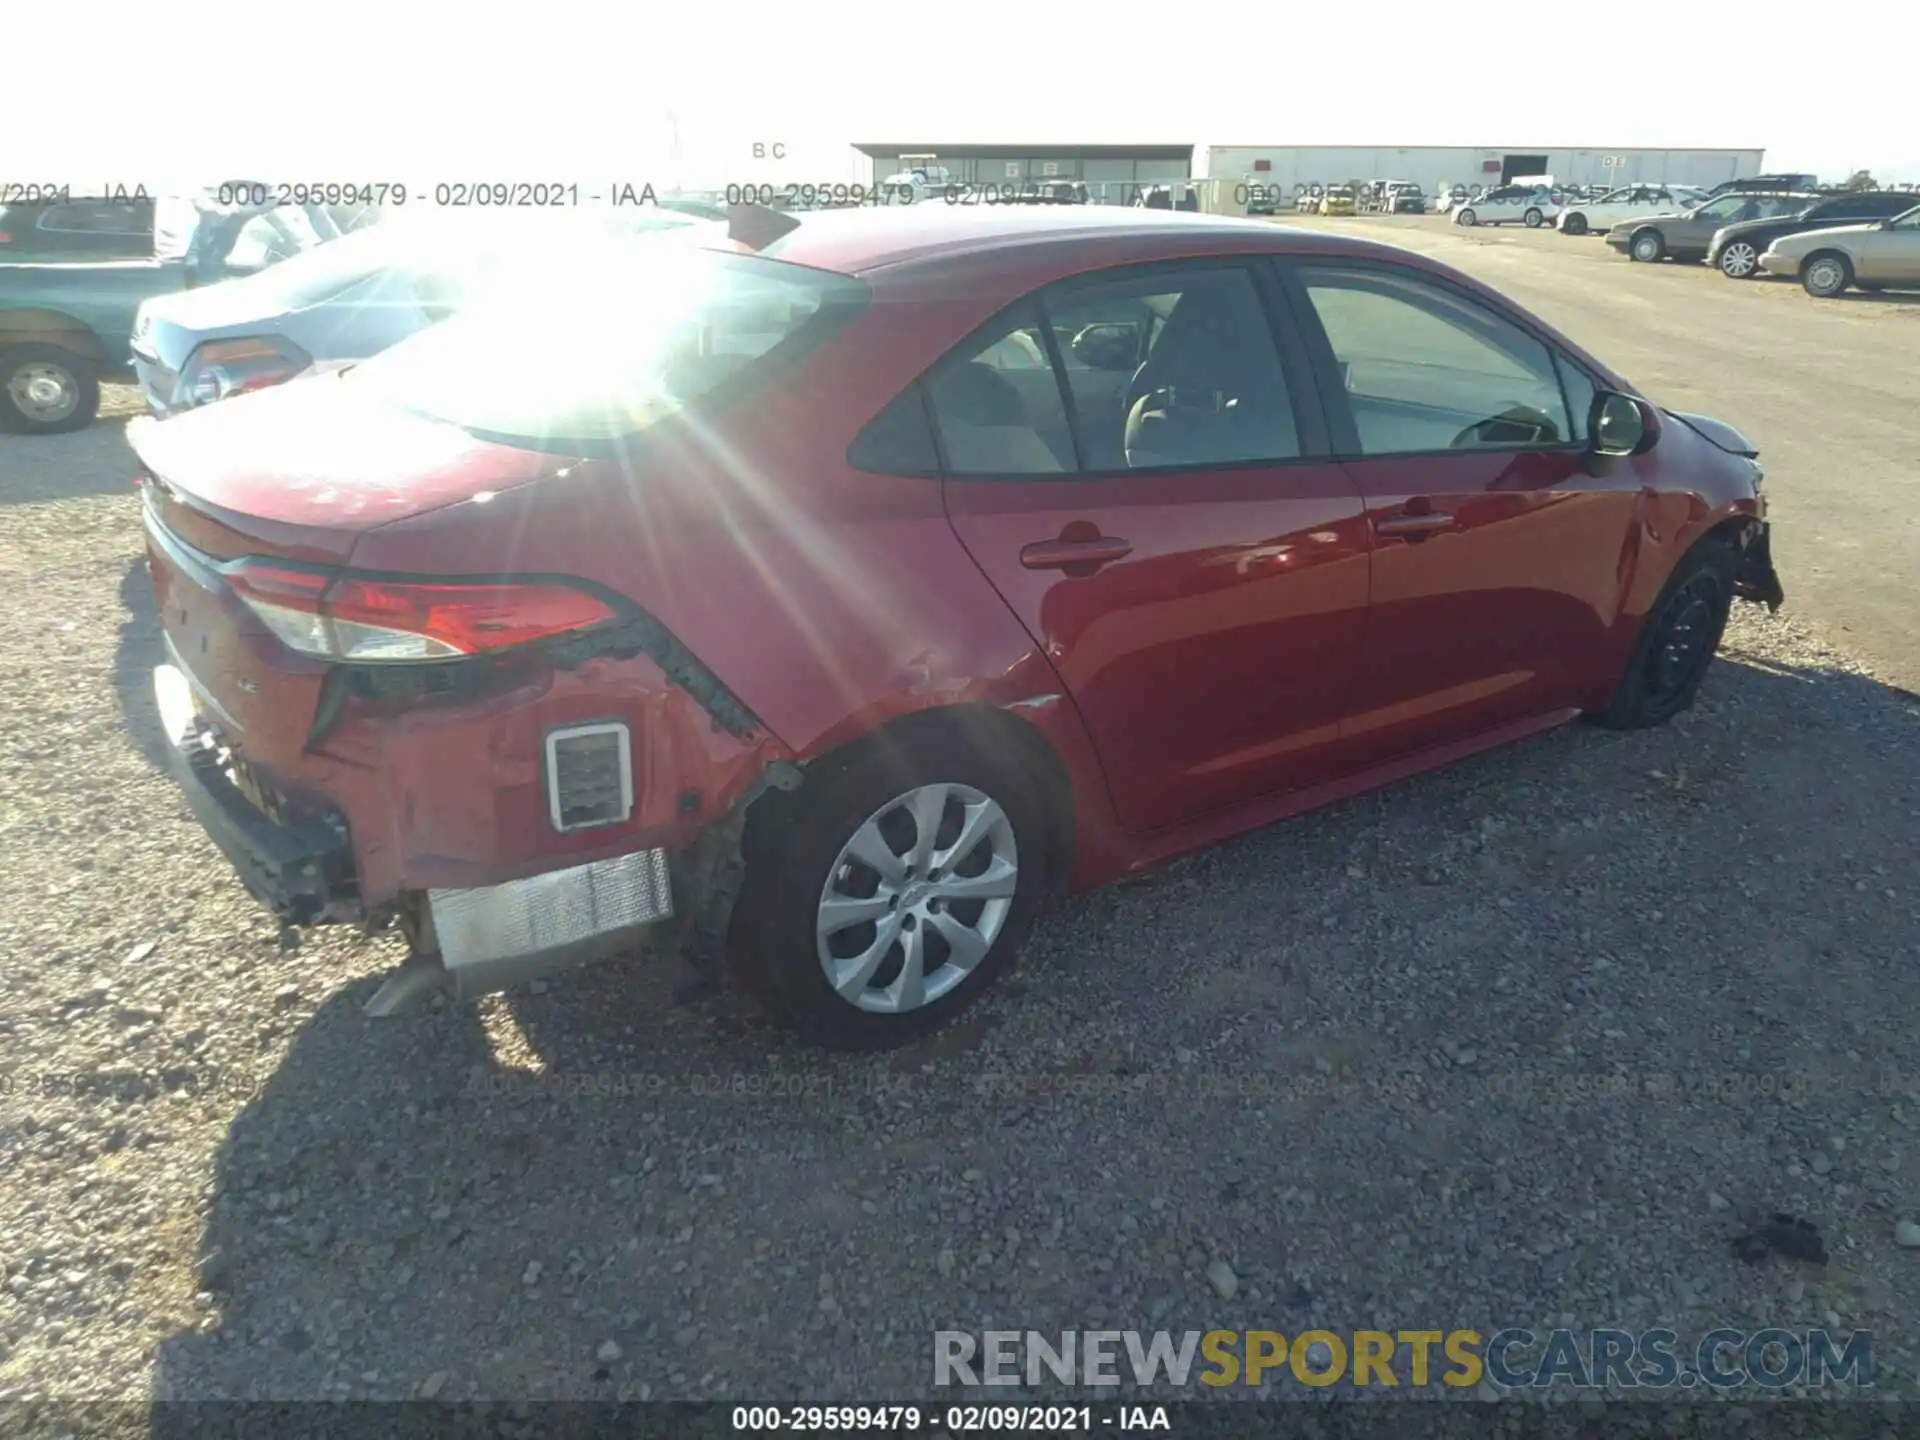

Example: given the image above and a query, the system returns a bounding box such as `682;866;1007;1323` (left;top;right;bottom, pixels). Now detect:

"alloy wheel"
1631;233;1662;263
1643;572;1723;709
815;782;1019;1015
1720;242;1759;278
6;361;79;424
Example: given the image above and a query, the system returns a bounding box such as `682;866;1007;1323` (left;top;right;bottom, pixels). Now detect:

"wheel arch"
742;701;1085;892
0;309;112;365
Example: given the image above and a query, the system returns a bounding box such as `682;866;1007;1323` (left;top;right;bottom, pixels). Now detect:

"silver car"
130;208;713;417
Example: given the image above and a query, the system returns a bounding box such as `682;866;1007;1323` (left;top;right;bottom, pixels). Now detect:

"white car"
1451;183;1560;229
1556;184;1710;237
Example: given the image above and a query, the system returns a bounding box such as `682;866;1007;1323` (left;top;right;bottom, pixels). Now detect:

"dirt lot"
3;226;1920;1413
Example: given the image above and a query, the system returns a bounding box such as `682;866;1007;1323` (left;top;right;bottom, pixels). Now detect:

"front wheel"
1456;207;1478;227
729;727;1058;1048
1562;212;1590;236
1718;240;1761;278
1801;252;1853;298
0;344;101;435
1589;540;1737;730
1524;207;1544;228
1629;230;1664;263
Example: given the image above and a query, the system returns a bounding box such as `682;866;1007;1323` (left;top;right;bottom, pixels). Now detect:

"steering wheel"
1450;403;1560;449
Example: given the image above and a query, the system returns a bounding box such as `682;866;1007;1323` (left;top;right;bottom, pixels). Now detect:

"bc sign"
752;142;787;160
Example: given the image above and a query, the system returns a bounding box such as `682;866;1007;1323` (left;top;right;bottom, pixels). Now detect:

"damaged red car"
135;204;1783;1047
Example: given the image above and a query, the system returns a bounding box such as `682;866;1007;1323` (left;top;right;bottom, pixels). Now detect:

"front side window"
1299;265;1574;456
1891;208;1920;231
346;251;869;449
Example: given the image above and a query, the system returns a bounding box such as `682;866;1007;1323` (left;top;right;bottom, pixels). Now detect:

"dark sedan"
1709;190;1920;278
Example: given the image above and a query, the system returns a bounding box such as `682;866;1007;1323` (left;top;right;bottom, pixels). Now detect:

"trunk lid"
128;375;581;566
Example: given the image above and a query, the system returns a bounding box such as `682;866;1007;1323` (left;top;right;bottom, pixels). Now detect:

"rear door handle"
1373;511;1456;537
1019;536;1134;571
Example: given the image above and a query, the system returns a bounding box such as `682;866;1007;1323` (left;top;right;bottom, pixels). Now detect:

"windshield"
343;251;869;448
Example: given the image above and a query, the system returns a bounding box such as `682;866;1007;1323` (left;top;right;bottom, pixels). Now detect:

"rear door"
931;258;1374;833
1282;259;1640;759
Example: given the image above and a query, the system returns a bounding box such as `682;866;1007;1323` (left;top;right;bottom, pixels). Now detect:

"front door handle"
1020;536;1134;571
1373;511;1456;537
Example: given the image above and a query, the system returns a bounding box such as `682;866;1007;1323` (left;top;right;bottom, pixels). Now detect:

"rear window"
343;250;869;448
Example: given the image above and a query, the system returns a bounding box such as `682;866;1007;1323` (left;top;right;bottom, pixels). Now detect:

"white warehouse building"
1196;144;1766;194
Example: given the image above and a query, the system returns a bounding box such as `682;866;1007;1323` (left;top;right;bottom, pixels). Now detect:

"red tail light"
224;561;622;663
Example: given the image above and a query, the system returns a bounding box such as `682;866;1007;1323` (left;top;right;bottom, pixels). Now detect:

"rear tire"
1629;230;1665;263
1801;252;1853;298
1589;540;1737;730
1524;207;1544;228
729;725;1059;1049
1563;213;1590;236
0;343;101;435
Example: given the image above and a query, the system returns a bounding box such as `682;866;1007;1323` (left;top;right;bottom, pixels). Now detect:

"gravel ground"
3;388;1920;1414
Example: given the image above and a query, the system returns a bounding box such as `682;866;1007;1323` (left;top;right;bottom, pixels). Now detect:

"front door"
933;259;1374;833
1283;260;1643;761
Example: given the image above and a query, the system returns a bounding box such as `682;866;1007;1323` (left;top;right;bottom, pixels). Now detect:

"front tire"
1590;540;1737;730
1629;230;1665;263
729;727;1058;1048
0;344;101;435
1456;207;1478;227
1801;252;1853;298
1563;212;1590;236
1718;240;1761;279
1524;207;1544;228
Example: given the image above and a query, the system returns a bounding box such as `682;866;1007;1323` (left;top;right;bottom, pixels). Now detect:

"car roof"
711;203;1393;277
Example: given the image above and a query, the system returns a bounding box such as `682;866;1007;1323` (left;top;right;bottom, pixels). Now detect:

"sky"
13;1;1916;189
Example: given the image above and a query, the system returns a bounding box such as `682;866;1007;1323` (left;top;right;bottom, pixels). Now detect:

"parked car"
1296;189;1322;214
130;208;716;418
1320;186;1357;217
1708;190;1920;278
1555;184;1709;237
1759;203;1920;296
1605;190;1817;264
0;192;341;433
133;205;1783;1047
1385;184;1428;214
1451;183;1559;228
1705;173;1820;197
1243;181;1281;216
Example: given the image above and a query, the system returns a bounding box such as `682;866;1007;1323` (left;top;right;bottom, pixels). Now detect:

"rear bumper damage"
152;636;801;1015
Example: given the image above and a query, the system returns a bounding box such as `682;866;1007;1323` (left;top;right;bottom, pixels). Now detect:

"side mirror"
1070;323;1140;372
1591;391;1660;457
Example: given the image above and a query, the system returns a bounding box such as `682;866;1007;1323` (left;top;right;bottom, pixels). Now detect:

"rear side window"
345;251;870;449
922;304;1077;476
848;387;941;475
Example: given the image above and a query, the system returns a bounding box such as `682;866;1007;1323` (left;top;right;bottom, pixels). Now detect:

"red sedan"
133;204;1783;1047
